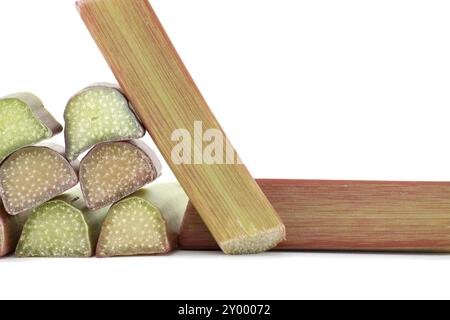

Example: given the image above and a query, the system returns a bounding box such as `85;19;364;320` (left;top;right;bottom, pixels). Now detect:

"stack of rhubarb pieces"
0;86;189;258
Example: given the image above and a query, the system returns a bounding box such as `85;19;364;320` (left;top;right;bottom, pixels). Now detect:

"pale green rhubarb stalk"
97;183;189;257
0;144;79;215
80;140;162;210
64;84;145;161
15;191;108;258
0;93;62;162
0;203;29;257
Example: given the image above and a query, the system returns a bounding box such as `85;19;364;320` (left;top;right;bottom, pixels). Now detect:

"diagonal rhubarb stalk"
0;145;79;215
0;93;62;162
15;191;107;258
64;84;145;161
80;140;162;210
96;183;189;257
77;0;285;255
0;203;29;257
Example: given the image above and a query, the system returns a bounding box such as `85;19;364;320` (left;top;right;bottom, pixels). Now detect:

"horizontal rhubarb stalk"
0;93;62;162
180;179;450;252
97;183;189;257
16;191;108;258
0;144;79;215
80;140;162;210
0;203;29;257
64;84;145;161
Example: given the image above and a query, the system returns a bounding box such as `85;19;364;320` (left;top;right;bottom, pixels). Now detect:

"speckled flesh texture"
97;183;189;257
16;192;107;258
97;198;169;257
180;179;450;252
0;204;29;257
0;93;62;162
64;85;145;161
0;146;79;215
80;141;162;211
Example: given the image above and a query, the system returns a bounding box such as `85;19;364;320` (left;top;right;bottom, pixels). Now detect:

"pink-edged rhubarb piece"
0;203;29;257
64;84;145;161
0;93;62;162
0;145;78;215
80;141;162;211
96;183;189;257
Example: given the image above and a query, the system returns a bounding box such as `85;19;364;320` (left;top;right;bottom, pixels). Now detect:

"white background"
1;0;450;300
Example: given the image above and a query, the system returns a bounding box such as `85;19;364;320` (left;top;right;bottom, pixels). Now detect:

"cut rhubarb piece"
0;203;29;257
0;145;78;215
0;93;62;162
97;198;168;257
15;192;107;258
64;84;145;161
80;141;162;210
97;183;189;257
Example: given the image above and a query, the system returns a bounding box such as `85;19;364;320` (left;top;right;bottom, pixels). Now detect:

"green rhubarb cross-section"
64;85;145;161
16;194;107;258
80;141;162;210
97;197;170;257
0;93;62;162
0;146;78;215
97;183;189;257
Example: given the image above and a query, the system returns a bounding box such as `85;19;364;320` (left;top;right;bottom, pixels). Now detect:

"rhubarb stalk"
180;179;450;252
77;0;285;255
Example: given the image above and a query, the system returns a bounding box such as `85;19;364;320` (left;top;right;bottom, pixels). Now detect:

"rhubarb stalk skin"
64;83;145;161
0;93;62;162
96;183;189;257
180;179;450;252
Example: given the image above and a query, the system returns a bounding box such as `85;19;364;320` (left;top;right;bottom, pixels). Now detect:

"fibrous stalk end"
220;225;286;255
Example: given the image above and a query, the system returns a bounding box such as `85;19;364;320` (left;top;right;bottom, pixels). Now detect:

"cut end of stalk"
97;197;170;257
0;147;78;215
80;141;161;210
0;96;55;161
16;200;92;257
64;85;145;161
221;226;286;255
